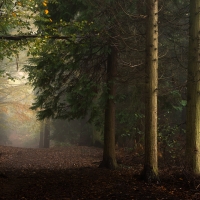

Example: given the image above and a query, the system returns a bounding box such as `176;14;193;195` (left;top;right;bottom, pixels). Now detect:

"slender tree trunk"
43;119;50;148
39;120;44;148
186;0;200;175
141;0;159;182
99;46;117;169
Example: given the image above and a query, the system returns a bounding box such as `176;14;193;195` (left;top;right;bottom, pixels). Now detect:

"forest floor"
0;145;200;200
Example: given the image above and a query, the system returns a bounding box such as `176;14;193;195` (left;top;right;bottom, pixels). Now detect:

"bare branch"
0;35;74;41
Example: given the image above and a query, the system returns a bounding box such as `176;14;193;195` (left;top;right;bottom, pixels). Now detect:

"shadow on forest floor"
0;145;199;200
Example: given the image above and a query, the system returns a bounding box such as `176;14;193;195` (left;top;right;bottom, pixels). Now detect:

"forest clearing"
0;145;199;200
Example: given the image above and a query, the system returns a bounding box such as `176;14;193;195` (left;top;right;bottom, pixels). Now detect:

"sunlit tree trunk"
142;0;159;182
186;0;200;175
99;46;117;169
43;118;50;148
39;120;44;148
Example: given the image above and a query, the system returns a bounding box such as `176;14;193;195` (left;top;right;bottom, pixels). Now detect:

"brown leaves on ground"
0;145;199;200
0;146;102;170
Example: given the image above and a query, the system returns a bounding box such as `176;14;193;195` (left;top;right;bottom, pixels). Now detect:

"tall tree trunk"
43;118;50;148
142;0;159;182
99;46;117;169
186;0;200;175
39;120;44;148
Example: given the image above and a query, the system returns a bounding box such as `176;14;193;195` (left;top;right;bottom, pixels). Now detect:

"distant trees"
0;0;40;147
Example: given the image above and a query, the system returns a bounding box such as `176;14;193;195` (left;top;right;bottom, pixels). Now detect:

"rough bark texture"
43;119;50;148
99;46;117;169
142;0;159;182
186;0;200;175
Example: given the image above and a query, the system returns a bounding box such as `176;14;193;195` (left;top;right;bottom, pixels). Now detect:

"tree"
99;46;118;169
186;0;200;175
0;0;35;59
141;0;159;182
24;0;137;169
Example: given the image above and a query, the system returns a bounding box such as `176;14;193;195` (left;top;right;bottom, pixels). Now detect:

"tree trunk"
141;0;159;182
186;0;200;175
39;120;44;148
99;46;117;169
43;119;50;148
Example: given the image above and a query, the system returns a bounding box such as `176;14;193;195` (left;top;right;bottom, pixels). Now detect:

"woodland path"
0;145;199;200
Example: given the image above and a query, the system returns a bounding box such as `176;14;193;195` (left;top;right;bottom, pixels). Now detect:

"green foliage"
24;0;112;121
159;89;186;112
20;0;143;132
114;84;145;147
0;0;36;68
158;87;186;160
25;35;107;120
158;123;185;161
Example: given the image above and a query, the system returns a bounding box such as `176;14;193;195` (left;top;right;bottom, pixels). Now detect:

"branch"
0;35;74;41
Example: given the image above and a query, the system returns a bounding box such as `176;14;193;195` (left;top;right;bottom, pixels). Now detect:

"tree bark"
186;0;200;175
141;0;159;182
43;119;50;148
99;46;117;169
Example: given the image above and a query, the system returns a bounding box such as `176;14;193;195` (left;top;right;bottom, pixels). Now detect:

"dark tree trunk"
99;46;117;169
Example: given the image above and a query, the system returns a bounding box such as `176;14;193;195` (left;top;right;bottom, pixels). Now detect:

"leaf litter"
0;145;199;199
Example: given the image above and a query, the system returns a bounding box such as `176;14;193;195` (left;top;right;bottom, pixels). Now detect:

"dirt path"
0;145;199;199
0;145;102;170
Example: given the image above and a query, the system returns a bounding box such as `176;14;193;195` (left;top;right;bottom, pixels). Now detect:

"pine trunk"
99;46;117;169
186;0;200;175
142;0;159;182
